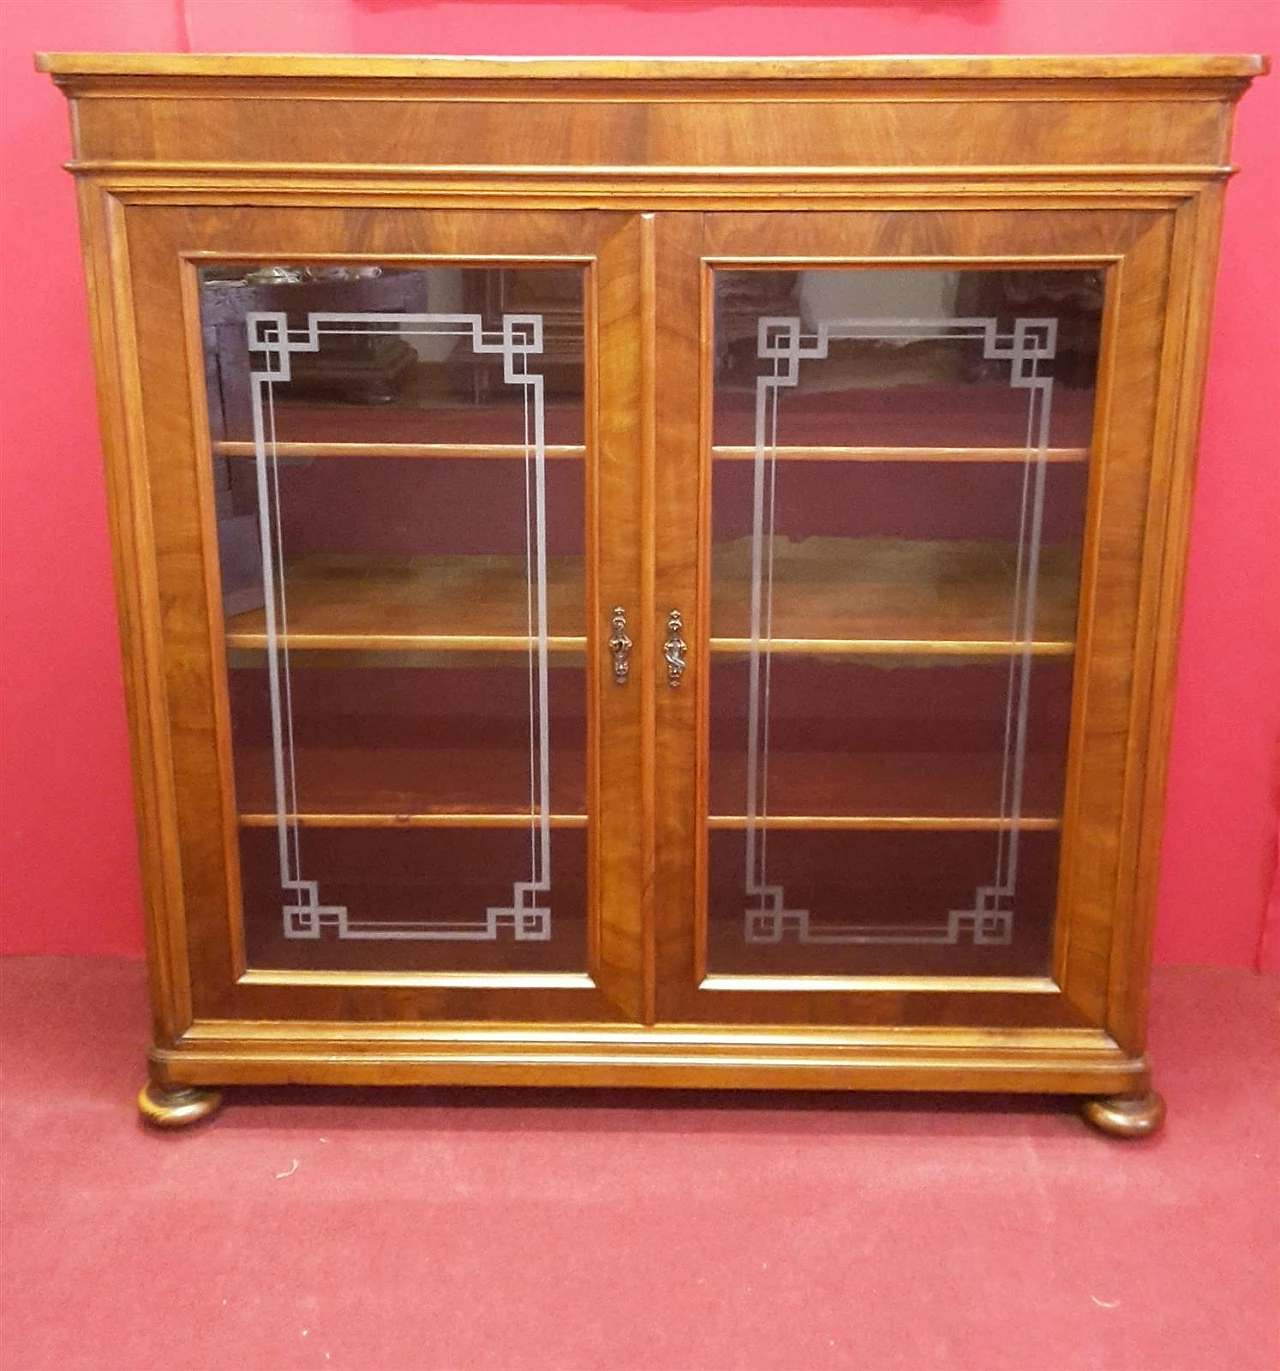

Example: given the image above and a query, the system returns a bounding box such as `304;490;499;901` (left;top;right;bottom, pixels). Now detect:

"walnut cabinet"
41;54;1266;1133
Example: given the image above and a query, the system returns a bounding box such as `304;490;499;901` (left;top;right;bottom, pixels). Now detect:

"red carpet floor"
1;959;1276;1371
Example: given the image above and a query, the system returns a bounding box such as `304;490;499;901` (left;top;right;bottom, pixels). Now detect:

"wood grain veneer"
43;53;1266;1128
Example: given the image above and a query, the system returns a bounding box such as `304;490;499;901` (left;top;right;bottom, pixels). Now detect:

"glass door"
707;266;1096;978
205;264;590;972
653;210;1172;1029
125;207;644;1022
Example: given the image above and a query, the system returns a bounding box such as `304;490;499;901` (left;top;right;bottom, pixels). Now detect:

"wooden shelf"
708;750;1064;830
234;744;587;828
709;537;1079;656
217;397;586;451
712;445;1088;464
224;553;586;652
224;539;1078;656
240;813;587;829
215;440;586;461
231;744;1062;831
225;647;589;669
712;380;1098;451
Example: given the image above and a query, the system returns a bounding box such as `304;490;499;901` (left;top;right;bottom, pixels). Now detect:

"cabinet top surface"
36;51;1269;86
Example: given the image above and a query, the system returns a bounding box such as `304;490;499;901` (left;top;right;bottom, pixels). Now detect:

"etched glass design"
201;266;587;973
709;269;1102;977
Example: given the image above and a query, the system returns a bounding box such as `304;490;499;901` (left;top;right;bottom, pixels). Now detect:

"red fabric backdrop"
2;0;1276;966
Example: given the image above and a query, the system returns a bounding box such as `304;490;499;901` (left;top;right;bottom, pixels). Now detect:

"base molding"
150;1022;1149;1098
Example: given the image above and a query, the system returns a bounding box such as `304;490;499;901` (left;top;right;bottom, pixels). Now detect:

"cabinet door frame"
105;199;649;1034
652;205;1203;1050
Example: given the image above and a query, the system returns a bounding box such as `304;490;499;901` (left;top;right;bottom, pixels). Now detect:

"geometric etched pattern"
742;313;1058;948
247;309;552;942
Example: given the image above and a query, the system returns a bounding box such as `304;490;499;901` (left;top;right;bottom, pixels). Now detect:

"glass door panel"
707;267;1102;977
201;264;592;973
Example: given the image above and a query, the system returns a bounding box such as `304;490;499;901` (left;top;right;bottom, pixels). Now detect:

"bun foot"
138;1080;223;1129
1082;1090;1166;1139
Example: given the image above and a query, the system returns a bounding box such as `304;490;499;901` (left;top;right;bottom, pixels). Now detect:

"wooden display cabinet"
40;53;1266;1134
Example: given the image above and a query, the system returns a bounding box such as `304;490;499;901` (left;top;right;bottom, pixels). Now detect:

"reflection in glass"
200;265;587;973
239;827;588;973
706;830;1064;978
709;268;1102;976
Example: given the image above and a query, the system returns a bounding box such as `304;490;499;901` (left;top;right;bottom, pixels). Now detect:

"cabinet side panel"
79;184;193;1041
1054;216;1178;1026
1108;186;1231;1053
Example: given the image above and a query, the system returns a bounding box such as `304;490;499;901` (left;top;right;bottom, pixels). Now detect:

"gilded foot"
138;1080;223;1129
1081;1090;1166;1139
